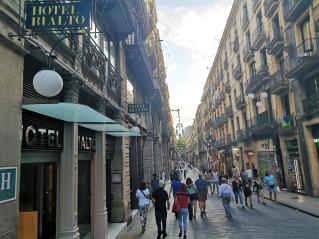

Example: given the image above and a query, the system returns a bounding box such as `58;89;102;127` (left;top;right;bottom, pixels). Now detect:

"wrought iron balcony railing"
243;42;254;62
269;71;289;94
264;0;279;17
236;130;250;142
236;95;245;110
266;28;284;56
246;65;270;94
250;111;273;129
277;114;297;136
215;113;226;127
286;38;319;79
226;105;234;117
213;138;226;149
233;64;243;80
283;0;312;22
252;24;266;49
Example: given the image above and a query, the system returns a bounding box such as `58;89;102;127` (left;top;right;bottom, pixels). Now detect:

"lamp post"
172;109;184;139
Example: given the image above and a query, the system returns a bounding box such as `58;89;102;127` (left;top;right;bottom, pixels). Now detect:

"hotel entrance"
19;162;57;239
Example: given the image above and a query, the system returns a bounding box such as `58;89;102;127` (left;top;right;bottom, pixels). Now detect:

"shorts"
198;193;207;201
268;185;275;193
190;193;199;201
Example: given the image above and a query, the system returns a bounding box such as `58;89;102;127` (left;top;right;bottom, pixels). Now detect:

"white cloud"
157;1;233;127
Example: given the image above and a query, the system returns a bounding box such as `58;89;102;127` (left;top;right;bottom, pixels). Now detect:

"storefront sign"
0;167;17;203
78;135;95;151
128;103;150;113
25;0;91;30
257;139;274;152
23;125;62;149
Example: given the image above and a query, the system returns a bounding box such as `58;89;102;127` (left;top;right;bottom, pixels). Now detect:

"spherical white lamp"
256;101;263;107
131;126;141;133
261;92;268;98
248;93;255;99
33;70;63;97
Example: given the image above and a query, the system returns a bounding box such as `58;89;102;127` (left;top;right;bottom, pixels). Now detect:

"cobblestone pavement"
119;191;319;239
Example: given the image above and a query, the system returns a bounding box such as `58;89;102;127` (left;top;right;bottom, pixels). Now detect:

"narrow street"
120;172;319;239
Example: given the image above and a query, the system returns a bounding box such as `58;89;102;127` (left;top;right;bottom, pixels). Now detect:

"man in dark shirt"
152;180;170;239
151;173;159;193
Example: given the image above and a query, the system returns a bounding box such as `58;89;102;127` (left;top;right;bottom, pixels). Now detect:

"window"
249;62;256;76
240;82;244;95
236;116;241;130
282;94;291;115
127;79;134;103
228;95;232;105
243;112;248;129
243;3;248;19
261;48;268;67
90;21;101;47
246;31;251;46
256;10;263;32
110;40;117;67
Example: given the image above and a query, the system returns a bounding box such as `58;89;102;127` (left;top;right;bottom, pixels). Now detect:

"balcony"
246;66;270;94
233;64;243;80
220;92;225;101
236;95;246;110
243;43;254;62
224;59;229;70
252;24;266;49
226;134;233;144
303;95;319;116
242;14;249;31
269;71;289;94
236;130;250;142
225;80;231;93
264;0;279;17
233;37;239;53
283;0;313;22
287;38;319;79
252;0;261;11
226;105;234;118
278;114;297;136
250;111;273;131
266;28;284;56
215;114;226;127
213;138;226;149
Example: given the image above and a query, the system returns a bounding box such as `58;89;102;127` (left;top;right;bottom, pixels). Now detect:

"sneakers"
163;232;168;238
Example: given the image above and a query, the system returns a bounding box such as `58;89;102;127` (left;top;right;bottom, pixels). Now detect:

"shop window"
305;76;319;96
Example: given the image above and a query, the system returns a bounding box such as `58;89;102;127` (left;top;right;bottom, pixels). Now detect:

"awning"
22;103;141;137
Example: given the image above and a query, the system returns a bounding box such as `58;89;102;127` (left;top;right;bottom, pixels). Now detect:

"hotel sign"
128;103;150;114
25;0;91;30
0;167;17;204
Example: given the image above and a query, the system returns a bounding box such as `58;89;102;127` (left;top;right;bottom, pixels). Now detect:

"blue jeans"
222;197;231;216
234;189;244;206
212;182;219;194
178;208;189;231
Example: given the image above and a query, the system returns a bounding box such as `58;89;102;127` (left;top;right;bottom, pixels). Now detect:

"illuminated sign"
25;0;91;30
0;167;17;204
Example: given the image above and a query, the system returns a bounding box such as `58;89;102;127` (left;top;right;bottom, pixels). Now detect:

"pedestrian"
231;165;238;179
152;180;170;239
184;169;187;179
227;166;233;179
195;174;209;217
169;175;182;218
186;177;198;220
135;181;151;233
243;178;253;208
211;168;219;195
232;176;244;208
151;173;160;193
240;169;244;180
264;171;277;202
253;177;266;205
252;165;258;180
161;171;166;181
246;166;253;183
204;171;213;195
219;178;233;217
176;184;190;238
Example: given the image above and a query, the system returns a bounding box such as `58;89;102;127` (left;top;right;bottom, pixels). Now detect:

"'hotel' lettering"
0;173;11;190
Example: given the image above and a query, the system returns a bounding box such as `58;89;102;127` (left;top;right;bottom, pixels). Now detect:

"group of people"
135;164;279;239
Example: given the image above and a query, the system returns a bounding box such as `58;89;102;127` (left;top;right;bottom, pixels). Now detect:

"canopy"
23;103;141;137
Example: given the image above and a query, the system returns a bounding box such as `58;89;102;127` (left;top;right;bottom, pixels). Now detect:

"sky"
156;0;233;129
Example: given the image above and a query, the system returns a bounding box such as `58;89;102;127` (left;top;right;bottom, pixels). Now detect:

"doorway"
19;163;57;239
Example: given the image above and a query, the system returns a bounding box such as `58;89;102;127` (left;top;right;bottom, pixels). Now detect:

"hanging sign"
0;167;17;204
25;0;91;30
128;103;150;113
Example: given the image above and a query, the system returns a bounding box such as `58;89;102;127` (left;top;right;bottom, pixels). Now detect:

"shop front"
256;139;276;179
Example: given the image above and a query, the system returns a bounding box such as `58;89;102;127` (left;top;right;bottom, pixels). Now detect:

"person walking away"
252;165;258;180
176;184;190;238
232;176;244;208
240;169;244;180
204;171;213;195
151;173;160;193
169;176;182;218
253;177;266;205
243;178;253;208
195;174;209;217
246;166;253;183
152;180;170;239
186;177;198;220
227;166;233;179
264;171;277;202
219;178;233;217
211;169;219;195
136;181;151;233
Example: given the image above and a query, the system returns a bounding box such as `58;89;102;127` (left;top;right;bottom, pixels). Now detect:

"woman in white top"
136;181;150;233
